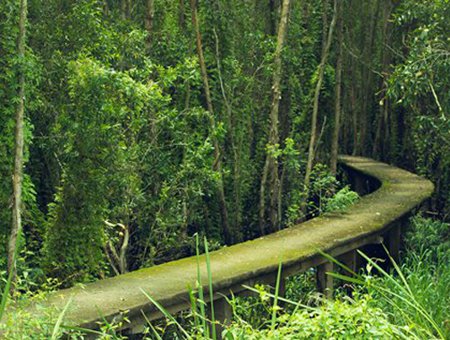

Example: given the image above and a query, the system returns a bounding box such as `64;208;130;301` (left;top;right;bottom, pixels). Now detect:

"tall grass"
142;234;222;339
326;247;447;339
223;216;449;339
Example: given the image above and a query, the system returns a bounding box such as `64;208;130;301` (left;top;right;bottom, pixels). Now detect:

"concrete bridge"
33;155;434;335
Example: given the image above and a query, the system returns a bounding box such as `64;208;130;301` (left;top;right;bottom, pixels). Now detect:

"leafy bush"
405;214;450;261
225;294;402;339
308;164;339;216
285;164;359;225
0;292;66;339
324;186;359;213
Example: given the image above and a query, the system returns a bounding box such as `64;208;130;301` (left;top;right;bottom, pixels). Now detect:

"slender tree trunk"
104;222;129;275
330;0;343;175
346;2;359;156
321;0;329;55
8;0;27;289
145;0;155;50
259;0;290;234
304;0;337;191
351;74;358;155
190;0;232;243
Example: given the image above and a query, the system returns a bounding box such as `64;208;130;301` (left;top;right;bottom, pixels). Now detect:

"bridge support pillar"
213;296;232;339
278;277;286;298
338;249;361;274
268;272;286;299
316;261;334;299
387;224;401;263
126;313;149;335
337;249;362;296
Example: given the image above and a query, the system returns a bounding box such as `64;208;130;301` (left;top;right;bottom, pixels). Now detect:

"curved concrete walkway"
33;156;434;331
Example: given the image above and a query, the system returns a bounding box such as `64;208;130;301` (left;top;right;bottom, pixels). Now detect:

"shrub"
405;214;450;261
224;294;402;339
324;185;359;213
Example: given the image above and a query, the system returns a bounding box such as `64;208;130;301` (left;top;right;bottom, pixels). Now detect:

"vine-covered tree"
8;0;28;288
259;0;291;234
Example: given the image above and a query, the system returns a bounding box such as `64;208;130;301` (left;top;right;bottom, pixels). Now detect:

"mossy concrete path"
34;156;434;332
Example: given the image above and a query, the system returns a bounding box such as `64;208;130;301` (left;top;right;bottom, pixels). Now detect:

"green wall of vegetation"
0;0;448;295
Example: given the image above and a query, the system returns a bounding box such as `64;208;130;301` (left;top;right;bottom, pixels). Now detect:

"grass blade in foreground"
204;236;216;340
270;260;282;331
51;297;73;340
140;288;192;339
196;234;208;337
323;248;445;339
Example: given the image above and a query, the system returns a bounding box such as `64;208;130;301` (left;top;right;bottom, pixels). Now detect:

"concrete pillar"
337;249;362;296
338;249;361;274
388;224;401;263
213;296;232;339
316;261;334;299
126;312;150;335
278;276;286;299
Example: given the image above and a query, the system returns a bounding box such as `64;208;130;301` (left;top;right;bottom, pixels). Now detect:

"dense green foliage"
0;0;449;337
1;0;370;284
223;215;450;340
226;295;402;339
388;0;450;218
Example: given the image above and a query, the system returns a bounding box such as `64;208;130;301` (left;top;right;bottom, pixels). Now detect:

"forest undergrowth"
0;214;448;339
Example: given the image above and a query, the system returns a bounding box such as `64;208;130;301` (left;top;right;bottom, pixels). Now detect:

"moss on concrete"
30;155;434;329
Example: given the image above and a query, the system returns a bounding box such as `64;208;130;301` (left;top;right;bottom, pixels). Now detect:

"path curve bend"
32;155;434;331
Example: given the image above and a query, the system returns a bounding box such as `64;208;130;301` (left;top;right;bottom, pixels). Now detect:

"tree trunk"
330;0;343;175
8;0;27;290
321;0;329;55
190;0;232;243
145;0;155;50
304;0;337;191
259;0;290;234
351;72;358;155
